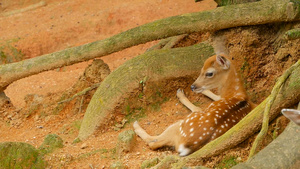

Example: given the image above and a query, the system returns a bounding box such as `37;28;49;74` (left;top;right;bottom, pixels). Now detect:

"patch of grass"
124;106;146;123
241;58;250;73
59;120;82;135
215;156;239;169
149;91;170;112
0;38;24;64
78;148;110;159
72;120;82;131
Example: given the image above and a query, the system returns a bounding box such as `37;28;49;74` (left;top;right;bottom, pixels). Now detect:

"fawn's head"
191;54;232;93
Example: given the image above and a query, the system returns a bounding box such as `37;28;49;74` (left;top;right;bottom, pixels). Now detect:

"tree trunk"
76;43;215;141
231;122;300;169
0;0;299;91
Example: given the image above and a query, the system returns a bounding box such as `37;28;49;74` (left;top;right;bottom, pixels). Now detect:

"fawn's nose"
191;85;197;91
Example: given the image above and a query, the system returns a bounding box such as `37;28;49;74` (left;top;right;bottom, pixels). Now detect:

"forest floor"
0;0;299;168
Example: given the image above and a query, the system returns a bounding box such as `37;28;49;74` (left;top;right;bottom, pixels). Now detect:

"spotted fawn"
133;54;255;156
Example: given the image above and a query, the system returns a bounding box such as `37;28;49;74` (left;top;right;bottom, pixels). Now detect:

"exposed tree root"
1;0;299;92
248;60;300;159
1;1;47;17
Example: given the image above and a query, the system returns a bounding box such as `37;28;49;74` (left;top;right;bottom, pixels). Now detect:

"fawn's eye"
205;72;214;78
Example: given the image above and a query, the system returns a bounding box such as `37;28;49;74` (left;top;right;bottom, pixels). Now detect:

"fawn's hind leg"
133;121;182;150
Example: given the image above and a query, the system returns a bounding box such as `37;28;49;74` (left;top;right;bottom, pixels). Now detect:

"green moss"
116;130;136;157
78;148;109;159
72;137;82;144
38;134;63;155
0;142;46;169
0;38;24;64
285;28;300;40
216;156;239;169
141;157;160;169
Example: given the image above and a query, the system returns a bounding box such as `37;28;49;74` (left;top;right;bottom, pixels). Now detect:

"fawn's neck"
219;66;247;99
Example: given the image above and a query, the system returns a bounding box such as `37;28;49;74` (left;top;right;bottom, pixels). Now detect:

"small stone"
116;130;136;157
80;143;88;149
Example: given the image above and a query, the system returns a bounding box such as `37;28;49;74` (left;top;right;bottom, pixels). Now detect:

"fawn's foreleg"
176;89;220;112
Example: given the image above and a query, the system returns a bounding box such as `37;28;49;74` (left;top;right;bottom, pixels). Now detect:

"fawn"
133;54;255;156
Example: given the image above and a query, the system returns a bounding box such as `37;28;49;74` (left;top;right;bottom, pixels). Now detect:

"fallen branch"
58;83;100;104
1;0;299;91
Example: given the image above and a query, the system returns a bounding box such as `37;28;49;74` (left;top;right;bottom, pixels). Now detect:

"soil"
0;0;299;169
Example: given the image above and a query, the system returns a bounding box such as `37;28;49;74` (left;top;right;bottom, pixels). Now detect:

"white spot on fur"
190;122;193;126
178;144;191;156
190;128;194;132
199;136;203;140
203;128;207;131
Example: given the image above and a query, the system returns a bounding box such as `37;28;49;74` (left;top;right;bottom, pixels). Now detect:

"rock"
116;130;136;157
39;134;63;155
141;157;160;169
80;143;88;149
0;142;46;168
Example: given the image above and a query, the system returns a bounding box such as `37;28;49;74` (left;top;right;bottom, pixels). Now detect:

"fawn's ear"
281;109;300;125
216;55;230;70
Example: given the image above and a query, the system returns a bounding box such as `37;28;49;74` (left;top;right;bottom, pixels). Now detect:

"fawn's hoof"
176;89;185;98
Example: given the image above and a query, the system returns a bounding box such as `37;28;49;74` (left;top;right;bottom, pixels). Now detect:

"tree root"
232;122;300;169
1;0;299;91
248;59;300;159
146;34;188;52
1;1;47;17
